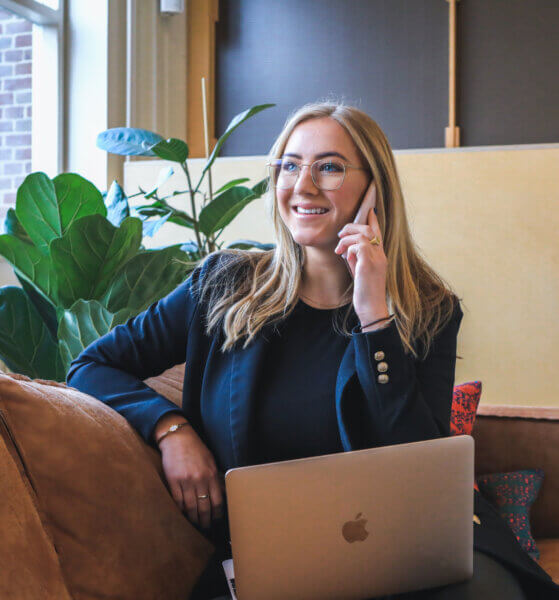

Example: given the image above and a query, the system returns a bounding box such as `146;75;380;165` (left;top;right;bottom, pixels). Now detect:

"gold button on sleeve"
377;374;389;384
377;361;388;373
374;351;385;361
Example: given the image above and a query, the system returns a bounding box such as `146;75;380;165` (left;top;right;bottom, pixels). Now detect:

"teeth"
296;207;328;214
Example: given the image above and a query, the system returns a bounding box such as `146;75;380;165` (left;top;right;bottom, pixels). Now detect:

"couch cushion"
0;432;72;599
477;469;544;560
474;406;559;539
144;362;184;407
451;381;482;436
451;381;482;491
0;373;214;600
536;539;559;584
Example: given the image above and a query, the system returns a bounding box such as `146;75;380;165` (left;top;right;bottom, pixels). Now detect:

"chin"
292;233;336;251
281;215;337;249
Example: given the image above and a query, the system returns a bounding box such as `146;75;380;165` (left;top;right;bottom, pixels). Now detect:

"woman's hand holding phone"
334;179;390;326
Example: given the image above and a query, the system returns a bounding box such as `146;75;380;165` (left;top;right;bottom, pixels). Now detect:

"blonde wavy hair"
195;101;461;359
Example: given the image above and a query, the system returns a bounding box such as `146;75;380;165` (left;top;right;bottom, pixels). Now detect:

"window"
0;0;64;221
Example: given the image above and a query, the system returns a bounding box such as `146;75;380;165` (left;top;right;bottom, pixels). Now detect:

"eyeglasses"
266;158;369;191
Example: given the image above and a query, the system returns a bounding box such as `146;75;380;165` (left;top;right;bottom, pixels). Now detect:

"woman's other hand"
155;414;226;529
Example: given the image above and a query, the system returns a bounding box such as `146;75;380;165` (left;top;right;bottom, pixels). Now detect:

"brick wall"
0;8;32;223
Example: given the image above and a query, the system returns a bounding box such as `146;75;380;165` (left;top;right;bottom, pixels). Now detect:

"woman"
67;102;559;599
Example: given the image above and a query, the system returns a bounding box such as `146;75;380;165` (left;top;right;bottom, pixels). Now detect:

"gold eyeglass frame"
266;158;369;191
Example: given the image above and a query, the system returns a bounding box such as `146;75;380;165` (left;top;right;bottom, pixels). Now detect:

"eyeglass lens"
268;158;345;190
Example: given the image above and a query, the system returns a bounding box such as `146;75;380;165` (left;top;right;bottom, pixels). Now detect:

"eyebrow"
281;151;349;161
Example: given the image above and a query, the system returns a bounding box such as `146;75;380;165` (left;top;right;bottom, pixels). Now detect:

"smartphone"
341;181;377;262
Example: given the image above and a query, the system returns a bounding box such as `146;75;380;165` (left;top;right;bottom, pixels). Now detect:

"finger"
345;244;358;277
338;219;377;239
335;233;374;255
342;218;382;246
347;240;375;264
169;480;185;512
196;489;212;529
367;207;383;241
181;481;200;526
209;477;225;520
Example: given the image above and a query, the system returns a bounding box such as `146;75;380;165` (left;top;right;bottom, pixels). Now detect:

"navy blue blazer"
67;253;559;597
67;252;461;469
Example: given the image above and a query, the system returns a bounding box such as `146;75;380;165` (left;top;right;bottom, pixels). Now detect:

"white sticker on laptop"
222;558;237;600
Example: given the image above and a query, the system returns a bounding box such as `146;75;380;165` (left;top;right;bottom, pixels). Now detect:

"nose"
293;164;318;195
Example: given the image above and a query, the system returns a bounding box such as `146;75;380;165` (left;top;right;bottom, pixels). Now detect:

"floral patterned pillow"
451;381;482;491
476;469;544;560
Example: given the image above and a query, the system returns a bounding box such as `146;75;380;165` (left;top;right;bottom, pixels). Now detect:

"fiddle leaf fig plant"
0;172;194;381
0;102;275;381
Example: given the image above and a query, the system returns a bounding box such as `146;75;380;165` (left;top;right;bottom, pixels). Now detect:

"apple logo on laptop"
342;512;369;543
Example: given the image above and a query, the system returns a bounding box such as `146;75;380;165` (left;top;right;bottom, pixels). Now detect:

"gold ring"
369;236;381;246
197;494;209;500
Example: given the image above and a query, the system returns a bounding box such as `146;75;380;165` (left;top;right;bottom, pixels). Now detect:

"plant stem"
212;228;223;246
182;162;205;256
206;163;216;252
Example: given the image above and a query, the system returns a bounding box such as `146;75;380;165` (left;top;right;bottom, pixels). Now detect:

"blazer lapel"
228;334;269;467
335;340;360;452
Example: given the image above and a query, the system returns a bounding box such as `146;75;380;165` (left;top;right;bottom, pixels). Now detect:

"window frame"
0;0;65;175
187;0;218;158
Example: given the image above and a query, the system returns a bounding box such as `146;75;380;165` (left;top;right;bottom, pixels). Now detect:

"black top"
250;299;358;465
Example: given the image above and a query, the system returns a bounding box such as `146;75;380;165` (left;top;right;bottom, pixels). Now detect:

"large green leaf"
50;215;143;308
214;178;250;195
0;286;65;381
14;173;59;254
195;103;275;191
53;172;106;223
167;213;196;229
198;186;260;236
250;176;270;198
96;127;164;156
16;172;106;254
16;273;58;340
105;180;130;226
3;208;32;243
0;234;57;302
150;138;189;163
101;245;192;313
58;300;132;373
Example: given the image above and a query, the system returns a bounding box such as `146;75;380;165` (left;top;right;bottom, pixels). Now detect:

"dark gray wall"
215;0;559;155
458;0;559;146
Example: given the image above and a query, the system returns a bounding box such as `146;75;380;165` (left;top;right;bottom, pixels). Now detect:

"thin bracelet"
357;314;395;333
156;421;191;445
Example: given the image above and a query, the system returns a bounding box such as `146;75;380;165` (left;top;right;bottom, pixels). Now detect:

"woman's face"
276;117;371;251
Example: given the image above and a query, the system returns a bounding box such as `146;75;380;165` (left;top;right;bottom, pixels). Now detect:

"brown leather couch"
1;365;557;599
473;404;559;583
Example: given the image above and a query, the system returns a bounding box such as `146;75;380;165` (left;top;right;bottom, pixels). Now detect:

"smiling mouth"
292;207;330;216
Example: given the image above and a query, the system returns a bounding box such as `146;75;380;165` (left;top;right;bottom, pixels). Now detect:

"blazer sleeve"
351;299;464;446
66;255;216;445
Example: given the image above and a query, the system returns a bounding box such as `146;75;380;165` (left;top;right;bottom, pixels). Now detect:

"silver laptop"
224;435;474;600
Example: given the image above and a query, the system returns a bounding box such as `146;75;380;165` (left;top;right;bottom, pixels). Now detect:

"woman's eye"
281;161;298;172
320;161;343;173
